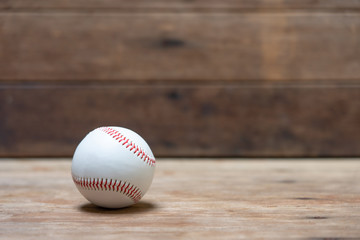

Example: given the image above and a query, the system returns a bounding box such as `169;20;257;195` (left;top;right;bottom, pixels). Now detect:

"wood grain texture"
1;0;360;10
0;159;359;239
0;13;359;81
1;81;360;157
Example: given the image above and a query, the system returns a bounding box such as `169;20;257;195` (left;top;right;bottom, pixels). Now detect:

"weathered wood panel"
0;13;359;81
1;0;359;10
1;81;360;157
1;159;360;239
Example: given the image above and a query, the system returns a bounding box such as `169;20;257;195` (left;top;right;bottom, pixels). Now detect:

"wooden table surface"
1;159;359;239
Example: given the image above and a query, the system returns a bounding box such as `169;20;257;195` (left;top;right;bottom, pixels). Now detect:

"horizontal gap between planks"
1;80;360;89
1;8;360;14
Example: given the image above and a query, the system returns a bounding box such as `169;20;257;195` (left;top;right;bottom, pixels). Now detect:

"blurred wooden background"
0;0;360;157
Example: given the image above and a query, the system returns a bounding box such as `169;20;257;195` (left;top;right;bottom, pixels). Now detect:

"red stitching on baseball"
99;127;156;167
72;175;142;203
104;179;108;190
108;179;112;190
95;179;99;190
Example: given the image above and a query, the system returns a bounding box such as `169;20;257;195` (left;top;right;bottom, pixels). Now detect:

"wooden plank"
0;13;359;81
0;159;360;239
1;0;360;10
1;81;360;157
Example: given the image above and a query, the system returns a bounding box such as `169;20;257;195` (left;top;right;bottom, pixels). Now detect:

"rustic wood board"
1;3;360;158
0;159;359;239
0;13;359;81
2;81;360;157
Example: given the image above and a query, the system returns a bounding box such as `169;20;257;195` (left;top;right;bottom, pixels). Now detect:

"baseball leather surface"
71;126;156;208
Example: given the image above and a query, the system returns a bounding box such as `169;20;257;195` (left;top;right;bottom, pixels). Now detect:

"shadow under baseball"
78;201;157;214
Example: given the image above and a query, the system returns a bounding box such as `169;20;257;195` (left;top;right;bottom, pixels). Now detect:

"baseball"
71;126;156;208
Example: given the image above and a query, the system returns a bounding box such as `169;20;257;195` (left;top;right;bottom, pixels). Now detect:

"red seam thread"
99;127;156;167
72;175;142;203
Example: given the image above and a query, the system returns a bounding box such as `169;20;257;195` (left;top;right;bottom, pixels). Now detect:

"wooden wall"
1;1;360;157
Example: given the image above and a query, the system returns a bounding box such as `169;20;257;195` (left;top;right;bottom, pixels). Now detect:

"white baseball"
71;126;156;208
